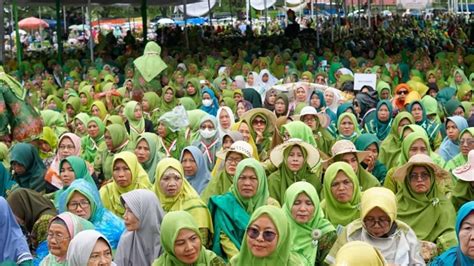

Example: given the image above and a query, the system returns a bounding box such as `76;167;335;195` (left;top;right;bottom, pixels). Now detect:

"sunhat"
270;138;320;168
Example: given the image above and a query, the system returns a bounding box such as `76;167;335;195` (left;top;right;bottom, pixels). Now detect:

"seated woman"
439;116;468;162
325;140;380;191
81;117;106;163
66;230;114;266
431;201;474;265
40;212;94;266
0;196;34;265
364;100;393;141
445;128;474;171
451;150;474;210
153;158;213;248
115;189;164;265
180;146;211;195
242;108;277;160
123;100;154;142
332;241;387;266
201;141;253;203
57;179;125;249
209;158;275;261
355;134;388;184
210;131;244;178
99;151;152;217
408;100;442;151
299;106;334;155
335;112;361;142
134;132;162;183
393;154;457;255
74;113;90;137
283;181;337;265
273;94;292;118
153;211;226;266
192;115;222;172
229;205;304;265
217;106;235;136
9;143;46;192
321;162;362;227
156;112;188;159
325;187;424;265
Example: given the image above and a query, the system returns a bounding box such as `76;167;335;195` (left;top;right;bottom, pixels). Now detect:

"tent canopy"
6;0;204;6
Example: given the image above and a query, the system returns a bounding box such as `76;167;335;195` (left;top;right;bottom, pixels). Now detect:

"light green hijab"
283;181;335;266
336;113;361;141
124;101;145;142
133;41;168;82
136;133;162;183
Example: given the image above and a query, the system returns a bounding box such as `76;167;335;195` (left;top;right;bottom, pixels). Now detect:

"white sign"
398;0;430;9
354;73;377;91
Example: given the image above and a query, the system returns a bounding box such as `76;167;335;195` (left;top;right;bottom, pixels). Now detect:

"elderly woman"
152;211;225;266
192;115;222;172
229;205;304;265
364;100;393;141
335;112;361;142
180;146;211;195
153;158;213;248
431;201;474;265
393;154;457;255
445;128;474;171
283;181;337;265
325;187;424;265
66;230;114;266
123;100;154;142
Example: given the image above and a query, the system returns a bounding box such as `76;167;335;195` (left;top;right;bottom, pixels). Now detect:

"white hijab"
216;106;236;137
324;87;343;113
67;230;116;266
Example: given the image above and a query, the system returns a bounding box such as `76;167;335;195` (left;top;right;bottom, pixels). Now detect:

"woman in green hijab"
81;117;106;163
185;78;202;108
123;100;153;143
73;113;90;137
89;101;108;121
393;154;457;253
407;100;442;151
379;112;415;170
364;100;393;141
158;86;179;117
44;95;64;113
336;112;361;142
242;108;276;161
153;211;225;266
445;128;474;171
208;158;273;261
230;205;304;265
284;181;337;265
142;91;161;121
78;87;93;113
156;113;188;159
320;162;362;227
298;107;335;155
134;132;162;183
355;133;388;183
64;96;81;130
9;143;46;192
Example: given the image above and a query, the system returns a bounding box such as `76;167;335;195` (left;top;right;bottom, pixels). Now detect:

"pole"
0;0;4;64
141;0;148;44
330;0;334;42
13;0;21;67
63;5;67;35
183;0;189;49
264;0;267;35
311;0;314;20
316;0;319;48
368;0;371;29
208;0;213;27
284;0;287;27
87;0;94;62
56;0;63;66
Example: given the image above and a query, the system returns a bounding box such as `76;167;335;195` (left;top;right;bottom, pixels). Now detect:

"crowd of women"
0;16;474;265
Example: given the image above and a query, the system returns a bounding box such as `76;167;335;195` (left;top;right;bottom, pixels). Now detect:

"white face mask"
200;128;217;139
202;99;213;107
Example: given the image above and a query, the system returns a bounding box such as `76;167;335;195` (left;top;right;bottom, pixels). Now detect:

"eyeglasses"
247;227;277;242
47;232;70;243
59;145;75;150
303;116;316;123
397;90;408;95
252;119;266;126
409;172;430;182
226;157;242;165
68;200;90;210
364;217;390;227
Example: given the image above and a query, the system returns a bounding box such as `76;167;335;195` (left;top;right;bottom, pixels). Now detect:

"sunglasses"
397;90;408;95
247;227;277;242
252;119;266;125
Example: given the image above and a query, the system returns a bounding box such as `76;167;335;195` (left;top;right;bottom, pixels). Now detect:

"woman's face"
459;213;474;260
75;120;86;134
60;161;76;187
274;98;286;115
377;104;390;122
222;136;234;149
324;90;334;106
164;88;174;103
66;104;76;117
339;116;355;137
113;159;132;188
397;118;412;135
186;82;196;95
363;143;378;165
408;139;428;158
237;167;259;198
252;115;267;134
454;106;465;117
460;133;474;156
123;204;140;231
87;239;113;266
174;228;202;264
295;87;307;102
380;89;390;100
159;168;183;197
225;152;243;176
80;93;88;105
88;122;100;138
47;223;70;258
247;214;279;258
446;120;460;141
268;93;277;105
157;122;167;138
363;207;391;238
238;123;251;142
330;171;354;203
247;74;254;85
11;161;26;175
262;73;269;83
220;79;228;90
181;151;198;177
302;115;317;130
59;137;75;159
219;109;231;130
91;105;100;118
104;131;114;151
291;192;315;224
411;103;423;123
237;102;247;119
310;94;321;108
408;166;431;194
135;139;150;163
287;146;304;172
340;153;359;173
134;104;143;120
234;93;243;103
67;191;91;220
455;73;464;84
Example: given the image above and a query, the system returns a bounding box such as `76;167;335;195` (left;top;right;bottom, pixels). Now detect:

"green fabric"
98;124;131;180
365;100;393;140
230;206;304;266
336;113;361;142
133;41;167;82
38;127;58;159
452;180;474;211
399;132;445;166
79;87;93;113
90;101;108;121
184;78;202;107
81;117;105;163
66;96;81;115
136;133;162;183
0;66;26;100
74;113;90;137
445;128;474;171
321;162;361;226
179;97;197;111
282;121;317;147
283;181;335;265
158;86;179;116
153;211;219;266
9;143;46;192
376;81;391;99
40;110;68;136
124;101;145;141
45;95;64;112
201;169;233;204
104;115;124;126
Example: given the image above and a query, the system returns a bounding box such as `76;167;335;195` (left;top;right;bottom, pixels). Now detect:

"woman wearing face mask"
192;115;222;172
325;187;424;265
153;158;213;248
200;88;219;117
153;211;226;266
115;189;164;266
229;205;304;265
66;230;114;266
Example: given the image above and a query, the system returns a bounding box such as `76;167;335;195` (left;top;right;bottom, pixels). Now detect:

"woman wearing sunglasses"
392;83;412;112
230;205;304;265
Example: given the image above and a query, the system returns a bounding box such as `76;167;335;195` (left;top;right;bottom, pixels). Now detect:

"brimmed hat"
323;140;370;168
296;106;331;129
270;138;320;168
217;140;253;160
242;108;277;128
393;154;449;182
452;150;474;182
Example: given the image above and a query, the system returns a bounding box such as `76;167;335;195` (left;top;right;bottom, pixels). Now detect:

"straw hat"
452;150;474;182
217;140;253;160
393;154;449;182
270;138;320;168
296;106;331;129
241;108;277;128
323;140;370;168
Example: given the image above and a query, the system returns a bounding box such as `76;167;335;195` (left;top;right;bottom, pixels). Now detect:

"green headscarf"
90;100;108;121
37;126;58;159
153;211;221;266
136;133;162;183
74;113;90;137
81;117;105;163
230;205;304;266
321;162;361;226
184;78;202;107
41;110;68;136
158;86;179;115
66;96;81;115
45;95;64;112
9;143;46;192
133;41;167;82
282;121;317;147
104;115;124;126
283;181;335;266
179;97;197;111
399;131;445;166
0;66;26;99
379;112;415;169
124;101;145;142
79;87;93;113
336;113;361;142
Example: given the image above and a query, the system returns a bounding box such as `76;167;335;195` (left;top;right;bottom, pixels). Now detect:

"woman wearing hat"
445;128;474;172
393;154;457;255
320;162;362;227
325;187;424;265
354;134;388;183
325;140;380;191
208;158;276;261
268;139;322;204
299;106;335;155
241;108;276;161
451;150;474;210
